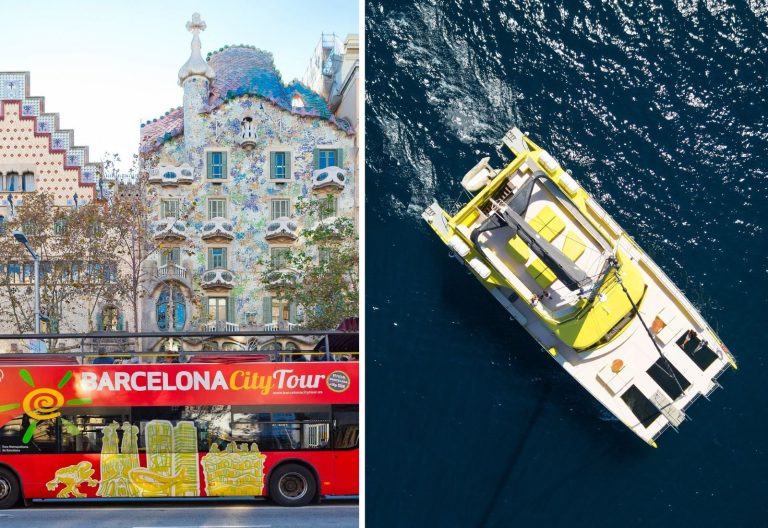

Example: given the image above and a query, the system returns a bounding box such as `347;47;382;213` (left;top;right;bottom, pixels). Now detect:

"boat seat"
528;205;565;242
507;236;530;264
562;231;586;262
527;258;557;289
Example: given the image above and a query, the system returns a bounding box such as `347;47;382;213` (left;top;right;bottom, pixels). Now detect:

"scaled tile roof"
140;107;184;154
140;46;353;154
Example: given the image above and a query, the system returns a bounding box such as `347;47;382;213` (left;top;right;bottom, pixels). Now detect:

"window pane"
271;248;290;268
271;199;289;220
22;173;34;191
319;150;336;169
209;248;227;269
208;297;228;321
0;414;57;453
208;199;225;219
162;200;178;218
60;411;130;454
273;152;286;179
6;173;19;191
209;152;225;179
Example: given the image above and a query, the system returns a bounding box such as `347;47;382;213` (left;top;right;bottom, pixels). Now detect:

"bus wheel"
269;464;316;507
0;468;20;509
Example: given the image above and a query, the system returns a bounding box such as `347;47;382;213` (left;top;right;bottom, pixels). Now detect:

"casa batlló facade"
138;14;357;352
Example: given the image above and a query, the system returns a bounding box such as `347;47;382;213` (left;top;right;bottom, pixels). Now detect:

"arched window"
5;172;19;192
291;93;305;110
156;288;187;331
22;172;34;192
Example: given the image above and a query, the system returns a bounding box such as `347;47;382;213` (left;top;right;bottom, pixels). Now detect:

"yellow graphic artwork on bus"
46;419;267;498
46;461;98;498
201;441;267;496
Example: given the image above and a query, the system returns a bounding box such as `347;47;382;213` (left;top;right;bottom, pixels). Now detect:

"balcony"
315;216;343;238
153;218;188;241
201;217;234;241
203;320;240;332
312;166;346;191
148;164;194;186
201;268;235;289
239;118;259;150
265;268;299;290
157;263;187;280
265;217;298;241
263;321;302;332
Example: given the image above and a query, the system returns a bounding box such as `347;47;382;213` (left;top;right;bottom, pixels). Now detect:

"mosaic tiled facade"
139;14;357;351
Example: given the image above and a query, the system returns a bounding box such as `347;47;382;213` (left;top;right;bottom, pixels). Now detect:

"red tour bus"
0;359;358;508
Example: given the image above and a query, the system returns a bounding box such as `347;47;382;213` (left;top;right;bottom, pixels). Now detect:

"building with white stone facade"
139;14;357;352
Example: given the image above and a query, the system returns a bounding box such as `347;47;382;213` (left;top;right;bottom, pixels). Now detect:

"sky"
0;0;359;171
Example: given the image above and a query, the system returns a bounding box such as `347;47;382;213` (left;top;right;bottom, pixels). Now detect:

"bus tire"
0;467;20;509
268;463;316;507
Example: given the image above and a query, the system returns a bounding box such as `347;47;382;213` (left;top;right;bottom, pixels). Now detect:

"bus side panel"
332;449;359;495
2;450;356;500
0;454;103;499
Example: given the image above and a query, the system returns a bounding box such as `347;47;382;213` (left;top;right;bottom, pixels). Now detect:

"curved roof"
141;46;353;153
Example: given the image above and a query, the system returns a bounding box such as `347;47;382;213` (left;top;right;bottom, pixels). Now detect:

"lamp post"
13;231;40;334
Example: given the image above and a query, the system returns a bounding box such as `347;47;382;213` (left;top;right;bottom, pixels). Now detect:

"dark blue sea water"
365;0;768;526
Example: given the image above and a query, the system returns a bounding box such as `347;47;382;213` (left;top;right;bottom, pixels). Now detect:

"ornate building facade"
138;14;357;352
0;72;133;348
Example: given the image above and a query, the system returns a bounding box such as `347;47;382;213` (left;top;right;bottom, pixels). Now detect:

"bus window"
332;405;359;449
0;415;57;454
231;405;332;451
60;409;130;454
180;405;231;451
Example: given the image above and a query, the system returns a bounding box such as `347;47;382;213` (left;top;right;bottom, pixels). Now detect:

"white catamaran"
423;128;736;446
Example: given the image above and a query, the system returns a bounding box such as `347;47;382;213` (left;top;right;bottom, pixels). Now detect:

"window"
208;199;226;219
53;218;67;235
208;297;229;322
5;172;20;192
333;405;359;449
22;172;34;191
317;150;336;169
319;248;333;265
208;247;227;269
101;306;120;331
291;93;305;110
60;411;130;454
0;215;5;236
270;152;290;180
262;297;296;325
160;248;180;267
161;199;179;219
206;151;227;179
271;199;290;220
270;247;290;269
0;415;57;453
319;195;337;220
156;288;186;331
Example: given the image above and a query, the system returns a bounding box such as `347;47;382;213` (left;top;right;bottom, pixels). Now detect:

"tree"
260;196;358;330
100;153;155;333
101;153;196;333
0;191;122;343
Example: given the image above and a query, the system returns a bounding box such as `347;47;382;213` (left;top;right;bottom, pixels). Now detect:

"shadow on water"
478;382;551;528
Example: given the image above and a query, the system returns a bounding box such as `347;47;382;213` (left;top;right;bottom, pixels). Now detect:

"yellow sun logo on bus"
0;369;92;444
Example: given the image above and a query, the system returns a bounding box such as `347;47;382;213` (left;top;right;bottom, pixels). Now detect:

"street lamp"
13;231;40;334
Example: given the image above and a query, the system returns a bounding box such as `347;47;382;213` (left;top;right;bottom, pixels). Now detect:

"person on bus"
93;348;114;364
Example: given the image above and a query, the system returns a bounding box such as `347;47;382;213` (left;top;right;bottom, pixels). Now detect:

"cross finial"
186;12;206;34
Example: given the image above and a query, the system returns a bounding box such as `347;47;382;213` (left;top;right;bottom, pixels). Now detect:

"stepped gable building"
0;72;99;214
0;72;133;343
139;13;357;353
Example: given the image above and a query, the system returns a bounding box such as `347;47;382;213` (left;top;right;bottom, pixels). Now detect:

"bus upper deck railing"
0;329;359;364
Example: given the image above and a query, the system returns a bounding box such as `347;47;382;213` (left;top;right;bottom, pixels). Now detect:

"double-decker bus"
0;354;358;508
